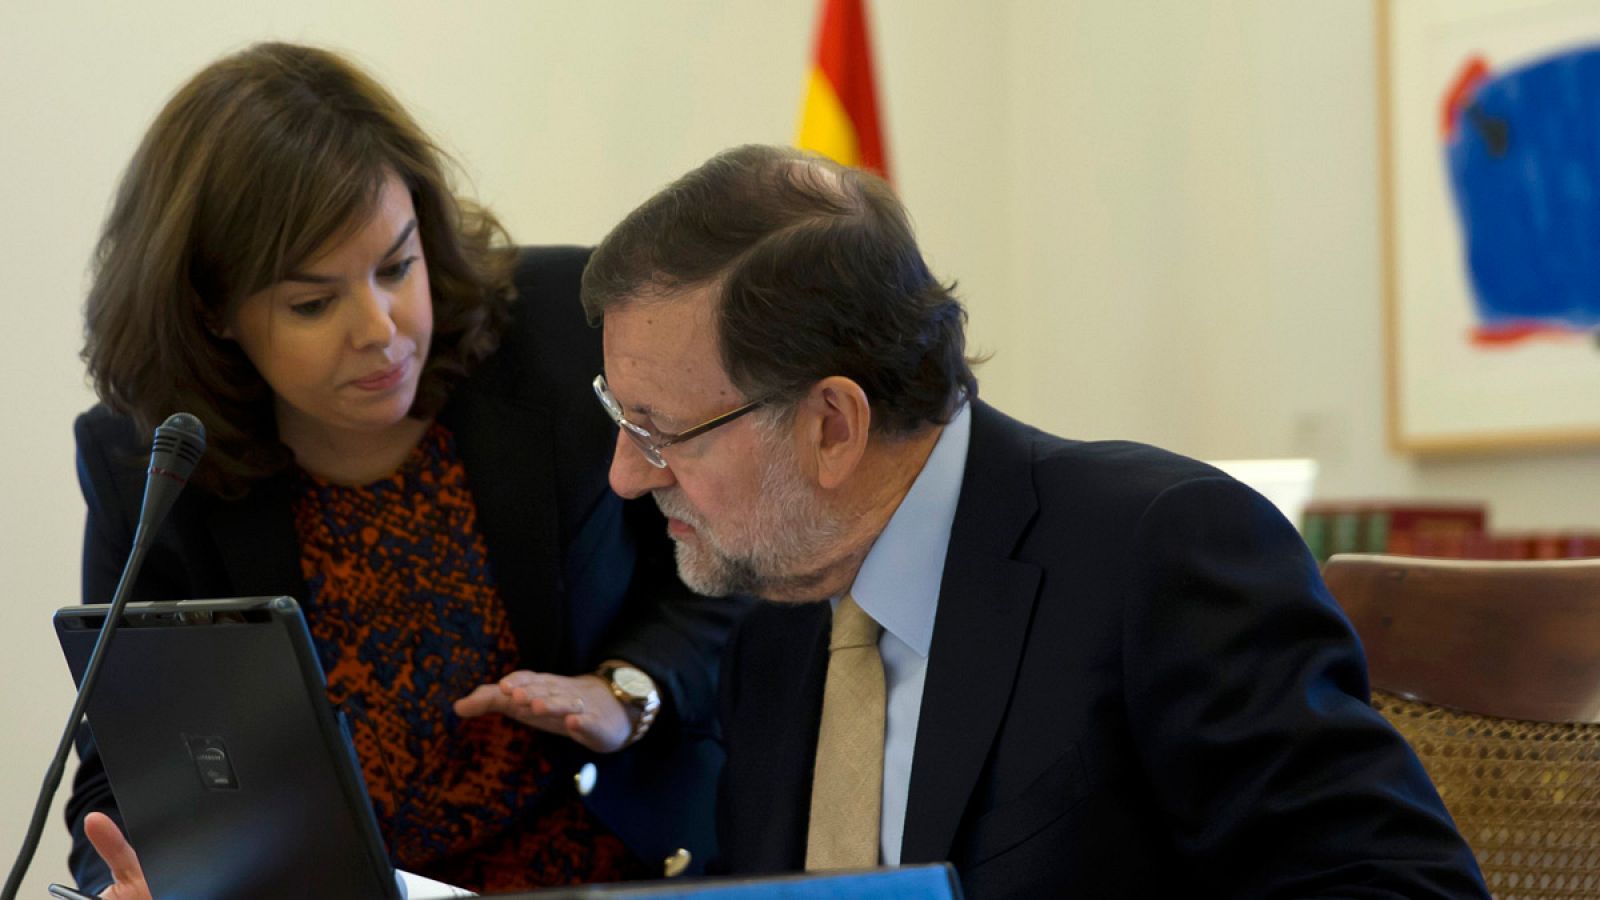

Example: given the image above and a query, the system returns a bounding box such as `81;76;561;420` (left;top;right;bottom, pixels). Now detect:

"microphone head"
150;412;207;483
132;413;207;548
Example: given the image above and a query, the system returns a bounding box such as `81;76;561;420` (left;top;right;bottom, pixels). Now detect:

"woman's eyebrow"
283;219;418;284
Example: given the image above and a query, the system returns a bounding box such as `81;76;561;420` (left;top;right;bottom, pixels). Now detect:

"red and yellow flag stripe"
796;0;890;180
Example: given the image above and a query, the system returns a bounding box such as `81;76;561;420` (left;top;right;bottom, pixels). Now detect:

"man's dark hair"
581;144;978;435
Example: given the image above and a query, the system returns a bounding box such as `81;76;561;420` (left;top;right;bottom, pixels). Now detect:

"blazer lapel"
444;389;564;670
900;402;1043;864
209;476;305;603
206;388;563;668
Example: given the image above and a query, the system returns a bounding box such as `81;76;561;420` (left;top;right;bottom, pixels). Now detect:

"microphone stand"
2;413;204;900
0;531;156;900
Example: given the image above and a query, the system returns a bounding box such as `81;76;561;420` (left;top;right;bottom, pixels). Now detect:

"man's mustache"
652;491;703;530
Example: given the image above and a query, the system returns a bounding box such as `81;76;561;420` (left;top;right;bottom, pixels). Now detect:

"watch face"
612;667;654;698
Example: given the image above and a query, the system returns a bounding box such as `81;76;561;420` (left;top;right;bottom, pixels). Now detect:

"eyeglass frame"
593;374;769;469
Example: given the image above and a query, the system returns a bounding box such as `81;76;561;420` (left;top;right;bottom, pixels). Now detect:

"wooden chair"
1322;553;1600;899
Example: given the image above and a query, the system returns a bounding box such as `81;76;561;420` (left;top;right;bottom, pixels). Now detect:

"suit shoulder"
463;246;600;404
974;402;1229;510
984;411;1251;544
1036;438;1229;502
1029;436;1302;571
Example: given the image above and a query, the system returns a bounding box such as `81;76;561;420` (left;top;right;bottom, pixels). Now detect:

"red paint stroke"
1470;321;1589;346
1442;55;1491;139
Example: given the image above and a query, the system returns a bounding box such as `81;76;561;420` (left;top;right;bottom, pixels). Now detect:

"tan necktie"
805;594;886;871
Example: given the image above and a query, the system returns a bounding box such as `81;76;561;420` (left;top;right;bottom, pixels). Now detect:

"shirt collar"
843;402;971;657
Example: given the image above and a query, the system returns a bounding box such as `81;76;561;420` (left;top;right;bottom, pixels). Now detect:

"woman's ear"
801;376;871;490
203;310;232;340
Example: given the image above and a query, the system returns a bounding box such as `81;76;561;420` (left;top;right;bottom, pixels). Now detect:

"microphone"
2;413;206;900
136;412;206;550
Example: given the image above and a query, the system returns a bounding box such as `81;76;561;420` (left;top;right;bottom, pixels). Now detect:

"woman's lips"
352;358;410;391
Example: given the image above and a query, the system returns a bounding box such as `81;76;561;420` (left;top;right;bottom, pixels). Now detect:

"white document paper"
396;869;477;898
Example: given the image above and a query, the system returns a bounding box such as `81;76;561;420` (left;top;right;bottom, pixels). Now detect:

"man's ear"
798;376;871;490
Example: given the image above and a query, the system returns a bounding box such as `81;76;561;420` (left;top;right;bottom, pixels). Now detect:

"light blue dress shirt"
834;402;970;865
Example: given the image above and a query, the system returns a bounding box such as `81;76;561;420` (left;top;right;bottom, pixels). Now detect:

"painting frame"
1379;0;1600;453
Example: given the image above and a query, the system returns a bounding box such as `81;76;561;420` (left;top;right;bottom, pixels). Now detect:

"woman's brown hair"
83;42;516;496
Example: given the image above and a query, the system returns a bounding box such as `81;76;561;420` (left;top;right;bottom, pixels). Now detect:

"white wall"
1000;0;1600;530
2;0;1597;893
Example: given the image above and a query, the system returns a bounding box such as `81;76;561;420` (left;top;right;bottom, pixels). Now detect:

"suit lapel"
900;402;1043;864
444;388;565;670
735;603;832;871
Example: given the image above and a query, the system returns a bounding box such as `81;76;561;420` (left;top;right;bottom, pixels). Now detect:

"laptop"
55;596;401;900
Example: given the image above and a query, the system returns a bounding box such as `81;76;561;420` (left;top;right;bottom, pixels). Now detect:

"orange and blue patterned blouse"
290;422;642;892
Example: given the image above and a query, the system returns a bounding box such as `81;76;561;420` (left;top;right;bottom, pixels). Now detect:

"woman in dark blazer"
69;42;739;897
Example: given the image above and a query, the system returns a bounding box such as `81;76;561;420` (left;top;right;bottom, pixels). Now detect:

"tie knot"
831;594;882;650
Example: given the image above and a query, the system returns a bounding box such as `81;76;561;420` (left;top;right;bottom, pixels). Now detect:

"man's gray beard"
656;434;844;601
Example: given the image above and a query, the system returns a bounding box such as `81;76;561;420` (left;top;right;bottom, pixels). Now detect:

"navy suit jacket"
717;401;1487;898
69;247;746;888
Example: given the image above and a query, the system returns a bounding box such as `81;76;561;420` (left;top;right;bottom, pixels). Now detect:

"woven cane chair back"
1324;554;1600;900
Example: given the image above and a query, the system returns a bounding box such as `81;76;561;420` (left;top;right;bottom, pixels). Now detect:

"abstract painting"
1381;0;1600;451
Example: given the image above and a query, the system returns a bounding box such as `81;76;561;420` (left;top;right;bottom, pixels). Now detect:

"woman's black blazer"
68;246;743;887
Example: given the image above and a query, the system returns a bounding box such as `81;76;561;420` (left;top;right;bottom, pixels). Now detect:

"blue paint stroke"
1445;45;1600;342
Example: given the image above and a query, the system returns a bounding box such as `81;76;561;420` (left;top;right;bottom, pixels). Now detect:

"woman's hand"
454;671;632;753
82;812;150;900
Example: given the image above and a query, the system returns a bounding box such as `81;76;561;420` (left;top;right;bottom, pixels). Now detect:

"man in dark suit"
579;144;1489;898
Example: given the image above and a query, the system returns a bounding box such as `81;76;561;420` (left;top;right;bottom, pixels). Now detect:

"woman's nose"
349;284;399;349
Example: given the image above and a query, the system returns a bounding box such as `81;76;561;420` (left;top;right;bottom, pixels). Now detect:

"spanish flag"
795;0;891;181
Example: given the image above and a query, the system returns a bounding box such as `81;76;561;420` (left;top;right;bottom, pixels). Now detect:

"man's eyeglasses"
593;374;767;469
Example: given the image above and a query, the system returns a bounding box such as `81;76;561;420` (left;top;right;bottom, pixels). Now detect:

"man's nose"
608;430;675;499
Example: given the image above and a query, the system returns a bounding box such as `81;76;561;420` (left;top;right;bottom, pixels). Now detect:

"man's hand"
82;812;149;900
454;671;633;753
